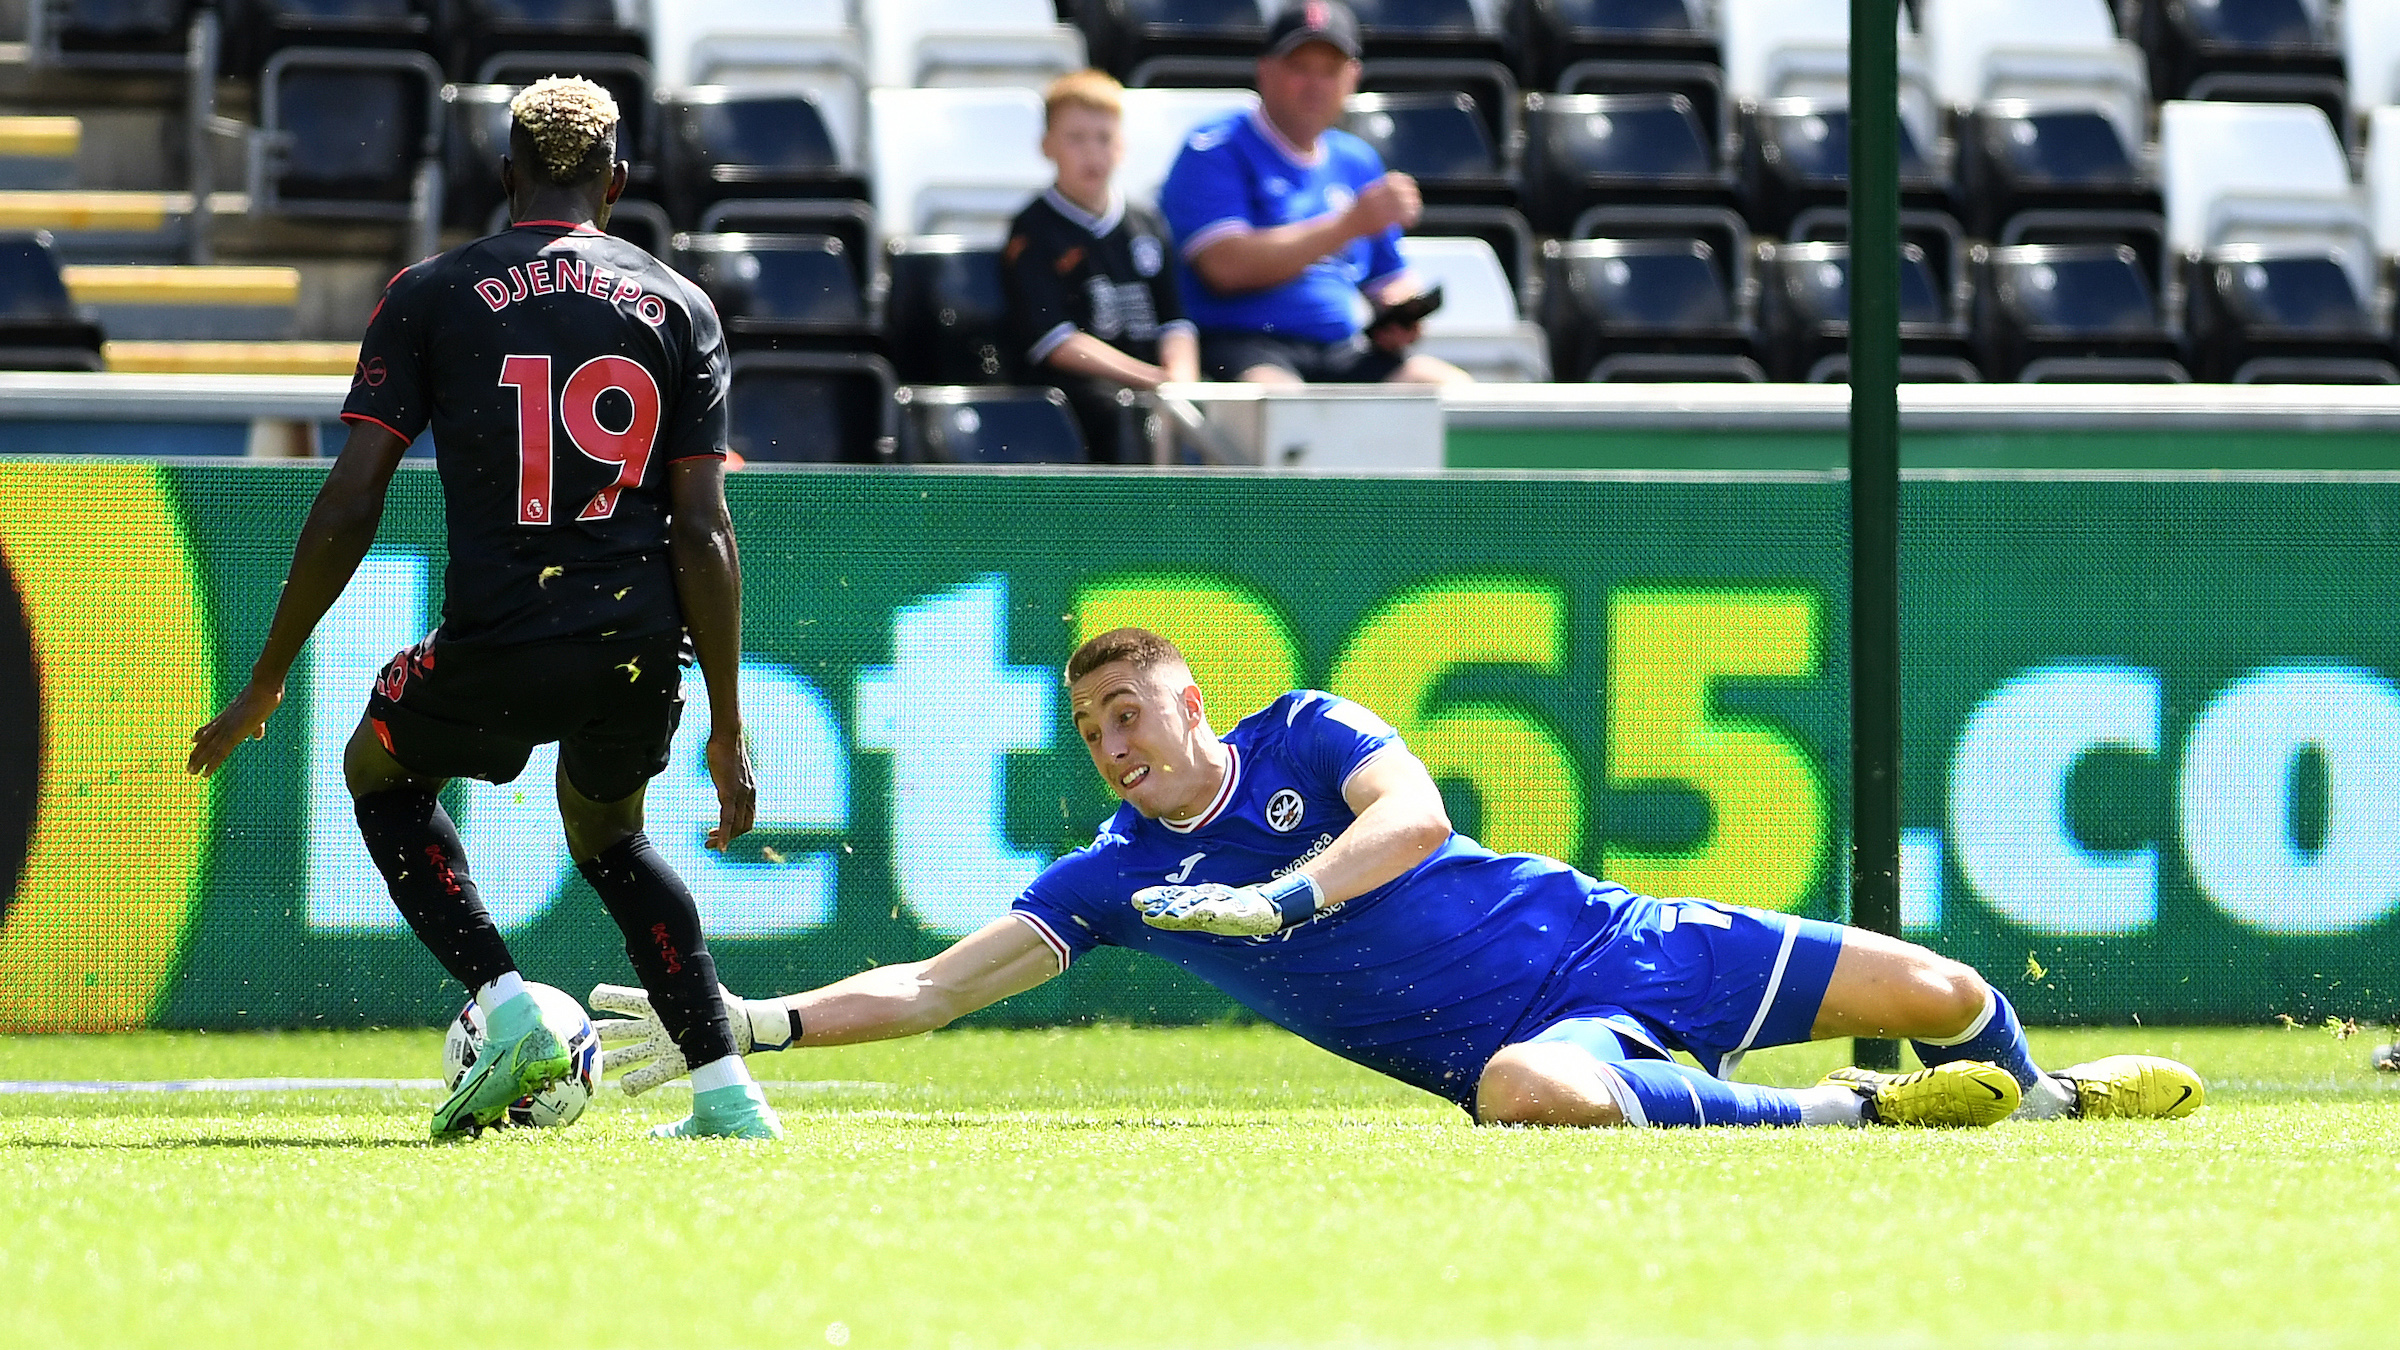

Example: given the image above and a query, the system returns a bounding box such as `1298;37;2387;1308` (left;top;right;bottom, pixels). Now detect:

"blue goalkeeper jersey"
1011;691;1646;1106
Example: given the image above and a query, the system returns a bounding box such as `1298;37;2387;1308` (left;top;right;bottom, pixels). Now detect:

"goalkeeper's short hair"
508;76;619;187
1067;628;1187;685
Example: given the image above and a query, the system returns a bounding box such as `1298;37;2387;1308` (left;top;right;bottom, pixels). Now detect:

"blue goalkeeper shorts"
1513;895;1848;1079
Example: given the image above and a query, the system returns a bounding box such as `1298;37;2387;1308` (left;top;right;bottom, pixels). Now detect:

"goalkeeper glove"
1131;872;1323;937
589;982;795;1097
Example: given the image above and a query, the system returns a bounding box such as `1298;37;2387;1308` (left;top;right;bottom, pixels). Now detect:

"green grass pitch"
4;1024;2396;1350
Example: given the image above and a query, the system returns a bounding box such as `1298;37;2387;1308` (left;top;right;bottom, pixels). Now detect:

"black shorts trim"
366;630;685;803
1200;330;1405;384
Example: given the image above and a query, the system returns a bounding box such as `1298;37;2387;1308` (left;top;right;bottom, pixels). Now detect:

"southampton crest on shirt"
1266;788;1305;832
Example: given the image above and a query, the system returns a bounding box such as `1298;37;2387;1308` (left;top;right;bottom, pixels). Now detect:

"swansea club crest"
1266;788;1305;832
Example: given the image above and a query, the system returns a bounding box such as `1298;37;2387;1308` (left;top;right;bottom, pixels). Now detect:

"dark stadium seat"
675;232;869;352
728;351;898;463
439;0;645;83
28;0;198;67
699;199;877;295
1349;0;1503;60
1520;92;1733;233
224;0;434;78
1759;240;1974;382
1955;103;2158;240
896;386;1087;465
1554;59;1724;150
2139;0;2342;101
251;47;446;220
1537;231;1756;382
1738;99;1946;238
1515;0;1717;87
1973;243;2186;382
475;52;654;165
1342;92;1513;205
1093;0;1268;84
659;89;863;229
884;237;1008;385
0;235;105;371
2184;248;2399;383
1786;207;1972;325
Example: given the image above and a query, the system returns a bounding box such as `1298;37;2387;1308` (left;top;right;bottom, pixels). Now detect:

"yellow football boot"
2052;1055;2204;1119
1820;1060;2020;1127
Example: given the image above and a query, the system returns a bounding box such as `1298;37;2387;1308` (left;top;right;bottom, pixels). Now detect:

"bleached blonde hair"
508;76;620;183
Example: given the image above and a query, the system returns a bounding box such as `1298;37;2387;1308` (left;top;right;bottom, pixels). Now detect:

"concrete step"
64;263;301;339
0;114;74;188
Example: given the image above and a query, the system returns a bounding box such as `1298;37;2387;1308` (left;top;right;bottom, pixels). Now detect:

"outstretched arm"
187;419;410;777
592;915;1063;1093
666;455;754;851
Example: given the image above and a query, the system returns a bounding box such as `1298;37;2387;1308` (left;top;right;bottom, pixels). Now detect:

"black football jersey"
342;219;729;648
1001;189;1191;371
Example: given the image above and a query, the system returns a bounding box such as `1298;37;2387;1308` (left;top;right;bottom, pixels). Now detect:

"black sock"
579;833;737;1068
354;788;515;992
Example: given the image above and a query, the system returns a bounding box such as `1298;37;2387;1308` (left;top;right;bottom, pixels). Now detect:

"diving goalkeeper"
596;628;2203;1129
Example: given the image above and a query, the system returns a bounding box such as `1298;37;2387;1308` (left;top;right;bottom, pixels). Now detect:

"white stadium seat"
1116;87;1257;212
2161;100;2373;291
869;86;1051;243
649;0;868;170
865;0;1087;91
1719;0;1935;146
1394;235;1551;382
2346;0;2400;120
2363;106;2400;256
1920;0;2147;145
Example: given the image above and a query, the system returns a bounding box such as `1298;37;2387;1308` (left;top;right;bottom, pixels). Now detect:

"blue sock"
1600;1058;1804;1128
1911;986;2044;1088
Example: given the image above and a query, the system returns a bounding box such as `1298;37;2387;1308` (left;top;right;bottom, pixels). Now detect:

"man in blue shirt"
595;628;2205;1131
1155;2;1468;387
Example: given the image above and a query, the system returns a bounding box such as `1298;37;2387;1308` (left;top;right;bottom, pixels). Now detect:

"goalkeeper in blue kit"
597;628;2203;1129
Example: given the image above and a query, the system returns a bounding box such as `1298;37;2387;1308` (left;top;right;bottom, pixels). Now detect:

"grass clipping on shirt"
509;77;619;182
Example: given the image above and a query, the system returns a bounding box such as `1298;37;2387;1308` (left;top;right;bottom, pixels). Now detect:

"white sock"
689;1055;754;1094
474;971;527;1016
2011;1073;2077;1121
1795;1084;1868;1128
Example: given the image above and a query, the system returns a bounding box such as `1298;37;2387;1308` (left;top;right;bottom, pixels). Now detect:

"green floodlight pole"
1849;0;1903;1071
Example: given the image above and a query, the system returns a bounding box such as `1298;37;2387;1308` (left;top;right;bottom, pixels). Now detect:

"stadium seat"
1538;225;1757;382
1343;92;1514;206
2184;246;2398;382
1920;0;2148;125
59;263;300;340
1738;99;1948;238
2346;0;2400;128
884;235;1009;384
865;0;1087;90
1116;87;1258;210
698;199;878;294
675;232;870;352
1758;239;1973;382
25;0;199;68
474;53;652;158
647;0;867;178
728;350;899;463
0;118;80;192
1787;206;1973;315
1519;91;1734;233
0;234;105;371
1349;0;1504;60
1554;59;1726;150
895;385;1088;464
1972;242;2185;382
1089;0;1268;86
1514;0;1718;89
868;88;1050;244
439;0;644;83
445;60;656;230
1954;101;2158;240
597;199;673;257
248;47;446;225
223;0;434;79
2159;101;2371;291
2139;0;2342;103
1394;235;1551;381
1720;0;1925;109
660;89;866;231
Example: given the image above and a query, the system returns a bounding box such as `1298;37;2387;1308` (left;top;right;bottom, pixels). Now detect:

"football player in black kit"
188;78;781;1141
1002;70;1198;463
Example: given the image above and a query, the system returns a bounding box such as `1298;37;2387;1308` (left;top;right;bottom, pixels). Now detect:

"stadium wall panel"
1;458;2396;1031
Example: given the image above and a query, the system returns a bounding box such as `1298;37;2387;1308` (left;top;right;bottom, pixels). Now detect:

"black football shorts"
1200;330;1406;384
365;630;685;803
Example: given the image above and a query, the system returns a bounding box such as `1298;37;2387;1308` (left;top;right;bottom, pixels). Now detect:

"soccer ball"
441;982;601;1128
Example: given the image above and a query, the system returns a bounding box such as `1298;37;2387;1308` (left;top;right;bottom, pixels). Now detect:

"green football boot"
2052;1055;2205;1119
1820;1060;2021;1127
651;1083;785;1140
431;992;570;1140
